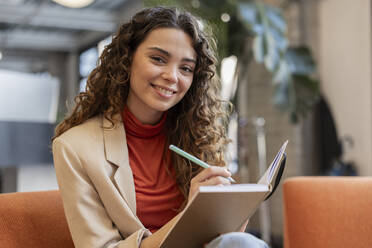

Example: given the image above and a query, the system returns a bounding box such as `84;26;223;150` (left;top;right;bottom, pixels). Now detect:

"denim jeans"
205;232;269;248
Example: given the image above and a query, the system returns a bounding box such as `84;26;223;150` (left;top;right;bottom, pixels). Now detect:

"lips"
150;83;177;95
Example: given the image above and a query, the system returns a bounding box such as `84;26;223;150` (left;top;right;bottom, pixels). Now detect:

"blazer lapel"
102;114;137;216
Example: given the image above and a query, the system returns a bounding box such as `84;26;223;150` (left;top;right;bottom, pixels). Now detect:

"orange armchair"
283;176;372;248
0;190;74;248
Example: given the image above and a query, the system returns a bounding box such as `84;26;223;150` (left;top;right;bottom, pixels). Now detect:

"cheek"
180;77;193;92
140;63;156;77
130;64;155;88
131;57;156;79
129;72;141;91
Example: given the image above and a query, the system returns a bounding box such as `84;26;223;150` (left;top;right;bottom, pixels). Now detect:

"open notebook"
159;140;288;248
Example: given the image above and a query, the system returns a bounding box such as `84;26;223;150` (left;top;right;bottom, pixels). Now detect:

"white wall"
0;69;59;123
17;165;59;192
319;0;372;176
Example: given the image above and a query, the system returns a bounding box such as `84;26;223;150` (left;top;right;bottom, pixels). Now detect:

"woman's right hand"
188;166;232;203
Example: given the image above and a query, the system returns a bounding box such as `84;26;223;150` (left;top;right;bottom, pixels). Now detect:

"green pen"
169;144;236;183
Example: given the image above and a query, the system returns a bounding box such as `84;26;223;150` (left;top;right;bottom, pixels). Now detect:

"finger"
189;175;230;197
188;176;230;204
198;176;231;186
192;166;231;183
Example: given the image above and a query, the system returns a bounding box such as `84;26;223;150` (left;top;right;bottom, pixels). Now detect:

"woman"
53;6;268;248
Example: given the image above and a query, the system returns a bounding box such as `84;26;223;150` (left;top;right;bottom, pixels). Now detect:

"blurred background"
0;0;370;247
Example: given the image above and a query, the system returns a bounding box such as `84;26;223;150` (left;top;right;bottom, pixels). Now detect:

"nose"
162;65;178;84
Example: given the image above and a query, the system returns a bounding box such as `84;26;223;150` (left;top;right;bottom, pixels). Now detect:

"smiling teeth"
155;86;174;95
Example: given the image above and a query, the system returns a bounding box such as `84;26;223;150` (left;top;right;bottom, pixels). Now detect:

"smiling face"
126;27;197;125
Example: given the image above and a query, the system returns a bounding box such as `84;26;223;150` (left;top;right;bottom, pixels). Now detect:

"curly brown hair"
54;6;231;202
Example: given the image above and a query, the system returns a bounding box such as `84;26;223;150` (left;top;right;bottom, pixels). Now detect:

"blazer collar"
102;114;127;167
102;114;138;218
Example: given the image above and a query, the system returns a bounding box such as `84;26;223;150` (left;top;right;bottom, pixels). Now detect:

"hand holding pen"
169;145;236;183
169;145;235;201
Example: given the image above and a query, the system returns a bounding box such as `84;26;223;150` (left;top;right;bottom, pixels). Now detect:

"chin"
148;97;181;112
148;102;169;111
156;105;173;112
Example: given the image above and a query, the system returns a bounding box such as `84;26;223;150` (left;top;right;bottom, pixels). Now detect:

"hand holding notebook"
158;141;288;248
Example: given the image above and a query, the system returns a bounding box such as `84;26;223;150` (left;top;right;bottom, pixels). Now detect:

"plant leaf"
238;2;258;25
285;47;315;75
267;26;288;51
273;60;290;84
265;6;287;33
264;32;280;71
272;78;290;110
253;35;265;63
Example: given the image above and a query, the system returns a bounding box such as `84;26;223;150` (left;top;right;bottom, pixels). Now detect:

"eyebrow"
148;47;197;64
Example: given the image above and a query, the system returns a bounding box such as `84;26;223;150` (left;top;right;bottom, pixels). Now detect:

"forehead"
138;28;196;60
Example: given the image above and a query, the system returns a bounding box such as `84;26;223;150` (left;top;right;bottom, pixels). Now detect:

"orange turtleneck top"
121;107;184;233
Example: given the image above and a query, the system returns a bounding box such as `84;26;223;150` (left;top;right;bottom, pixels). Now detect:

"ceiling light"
221;13;231;23
52;0;94;8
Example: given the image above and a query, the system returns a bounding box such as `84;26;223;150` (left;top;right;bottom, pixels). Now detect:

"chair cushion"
0;190;74;248
283;176;372;248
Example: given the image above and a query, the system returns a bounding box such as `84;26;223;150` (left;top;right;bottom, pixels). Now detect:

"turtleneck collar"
122;106;167;138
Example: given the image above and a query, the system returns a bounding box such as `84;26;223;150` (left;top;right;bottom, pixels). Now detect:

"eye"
150;56;166;63
181;66;194;73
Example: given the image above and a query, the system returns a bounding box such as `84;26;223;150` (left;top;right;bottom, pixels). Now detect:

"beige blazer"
53;114;152;248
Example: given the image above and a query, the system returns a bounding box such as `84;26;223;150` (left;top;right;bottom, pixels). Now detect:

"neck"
125;104;163;125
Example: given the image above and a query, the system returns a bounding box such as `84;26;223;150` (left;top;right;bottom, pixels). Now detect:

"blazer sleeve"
53;138;149;248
